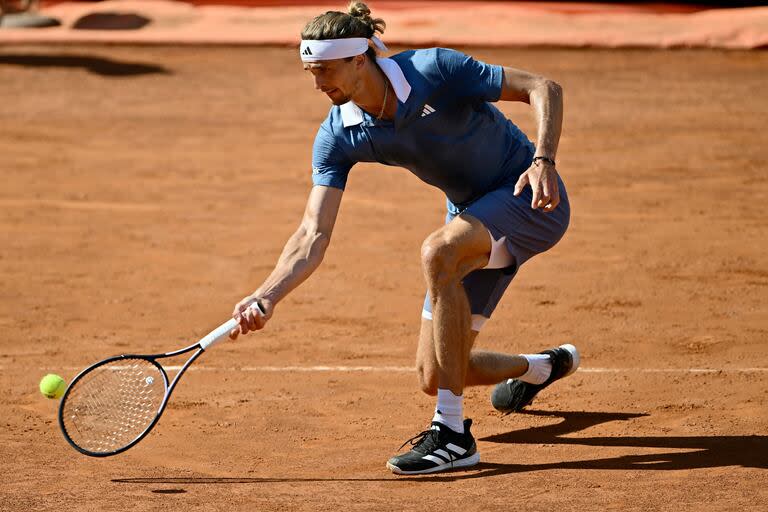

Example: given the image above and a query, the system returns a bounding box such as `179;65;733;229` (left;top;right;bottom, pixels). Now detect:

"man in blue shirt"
229;3;579;475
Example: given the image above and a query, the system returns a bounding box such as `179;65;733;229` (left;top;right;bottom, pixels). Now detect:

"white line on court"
170;366;768;373
0;198;161;212
582;367;768;373
7;366;768;373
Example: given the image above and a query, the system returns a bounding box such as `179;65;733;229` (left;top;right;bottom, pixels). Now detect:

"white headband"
300;36;388;62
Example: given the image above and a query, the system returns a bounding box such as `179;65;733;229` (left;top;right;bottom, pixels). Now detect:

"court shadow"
481;409;767;464
394;409;767;482
0;54;170;76
454;409;767;479
113;476;398;485
112;410;767;484
72;12;151;31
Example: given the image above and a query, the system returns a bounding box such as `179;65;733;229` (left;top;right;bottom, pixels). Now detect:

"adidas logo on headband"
302;47;313;56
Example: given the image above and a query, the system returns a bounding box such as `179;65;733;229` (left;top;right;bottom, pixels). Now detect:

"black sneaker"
386;419;480;475
491;343;580;413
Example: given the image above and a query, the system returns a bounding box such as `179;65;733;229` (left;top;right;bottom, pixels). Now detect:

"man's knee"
421;233;459;285
421;217;491;286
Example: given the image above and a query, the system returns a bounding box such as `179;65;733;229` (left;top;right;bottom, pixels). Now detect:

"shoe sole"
386;452;480;475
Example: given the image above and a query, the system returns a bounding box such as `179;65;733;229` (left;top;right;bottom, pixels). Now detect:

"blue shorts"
422;174;570;330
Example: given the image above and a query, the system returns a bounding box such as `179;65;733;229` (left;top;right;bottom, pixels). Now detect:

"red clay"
0;45;766;511
6;1;768;48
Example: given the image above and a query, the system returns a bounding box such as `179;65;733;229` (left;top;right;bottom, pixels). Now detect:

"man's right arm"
229;184;344;339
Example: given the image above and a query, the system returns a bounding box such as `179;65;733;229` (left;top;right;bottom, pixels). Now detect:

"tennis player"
230;2;579;475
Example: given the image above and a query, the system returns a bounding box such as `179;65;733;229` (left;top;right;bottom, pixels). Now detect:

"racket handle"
199;302;265;351
199;318;239;351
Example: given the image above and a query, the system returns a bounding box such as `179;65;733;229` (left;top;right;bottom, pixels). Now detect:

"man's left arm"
499;67;563;212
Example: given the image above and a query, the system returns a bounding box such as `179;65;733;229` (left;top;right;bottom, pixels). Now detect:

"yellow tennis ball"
40;374;66;399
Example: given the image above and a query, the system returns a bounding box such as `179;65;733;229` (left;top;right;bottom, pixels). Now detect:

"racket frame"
58;342;203;457
58;308;259;457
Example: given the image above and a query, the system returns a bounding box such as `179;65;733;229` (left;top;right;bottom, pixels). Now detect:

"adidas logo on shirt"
302;47;313;56
421;104;436;117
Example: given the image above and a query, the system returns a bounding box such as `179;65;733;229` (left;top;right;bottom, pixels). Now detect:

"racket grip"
199;318;239;351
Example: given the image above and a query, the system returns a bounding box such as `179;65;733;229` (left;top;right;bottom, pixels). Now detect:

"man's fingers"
251;304;266;329
237;302;266;335
231;298;269;339
542;178;552;203
249;303;266;329
531;181;542;209
238;307;250;334
232;308;244;332
514;172;529;196
543;198;559;212
244;307;256;330
542;175;561;212
543;189;561;212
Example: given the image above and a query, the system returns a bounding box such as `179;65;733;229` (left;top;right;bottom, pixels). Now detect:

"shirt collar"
339;57;412;128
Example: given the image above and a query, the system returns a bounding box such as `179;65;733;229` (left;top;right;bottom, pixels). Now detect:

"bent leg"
466;350;529;386
416;318;529;394
421;214;490;396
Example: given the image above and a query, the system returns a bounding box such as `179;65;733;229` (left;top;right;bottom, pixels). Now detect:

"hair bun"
348;1;371;19
347;1;385;35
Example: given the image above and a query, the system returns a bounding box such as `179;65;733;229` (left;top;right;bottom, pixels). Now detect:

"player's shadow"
428;409;768;481
111;410;767;484
0;54;170;76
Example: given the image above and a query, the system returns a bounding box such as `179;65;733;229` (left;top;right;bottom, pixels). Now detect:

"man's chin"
328;93;351;106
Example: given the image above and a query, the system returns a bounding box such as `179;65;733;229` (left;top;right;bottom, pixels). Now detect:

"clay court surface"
0;45;766;510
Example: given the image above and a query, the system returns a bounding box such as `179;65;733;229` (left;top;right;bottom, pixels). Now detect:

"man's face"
303;56;362;106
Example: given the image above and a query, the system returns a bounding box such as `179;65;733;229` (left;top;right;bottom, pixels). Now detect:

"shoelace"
397;428;439;451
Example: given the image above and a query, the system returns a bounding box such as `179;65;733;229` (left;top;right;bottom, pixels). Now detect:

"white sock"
517;354;552;385
432;388;464;433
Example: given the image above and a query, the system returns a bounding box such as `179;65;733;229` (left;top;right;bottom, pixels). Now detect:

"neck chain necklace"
376;79;389;121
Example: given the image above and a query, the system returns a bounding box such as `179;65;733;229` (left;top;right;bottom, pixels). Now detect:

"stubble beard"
330;76;359;106
329;91;351;106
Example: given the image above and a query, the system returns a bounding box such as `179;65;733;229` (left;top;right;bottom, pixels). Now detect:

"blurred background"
1;0;767;46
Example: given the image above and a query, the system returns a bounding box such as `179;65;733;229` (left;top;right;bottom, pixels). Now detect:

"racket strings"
61;359;166;453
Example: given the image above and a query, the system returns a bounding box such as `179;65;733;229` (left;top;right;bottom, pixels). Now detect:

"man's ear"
353;53;366;70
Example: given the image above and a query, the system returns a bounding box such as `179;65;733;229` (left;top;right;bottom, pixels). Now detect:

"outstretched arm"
499;66;564;212
230;185;344;338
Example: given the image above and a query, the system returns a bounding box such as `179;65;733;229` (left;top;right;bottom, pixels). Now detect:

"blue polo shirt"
311;48;535;207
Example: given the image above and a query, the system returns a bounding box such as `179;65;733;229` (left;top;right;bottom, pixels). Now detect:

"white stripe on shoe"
422;454;449;465
446;443;467;455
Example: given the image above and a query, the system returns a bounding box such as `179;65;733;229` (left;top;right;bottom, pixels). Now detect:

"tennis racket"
58;303;263;457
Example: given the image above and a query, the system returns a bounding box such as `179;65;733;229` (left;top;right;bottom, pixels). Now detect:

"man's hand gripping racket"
58;301;265;457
